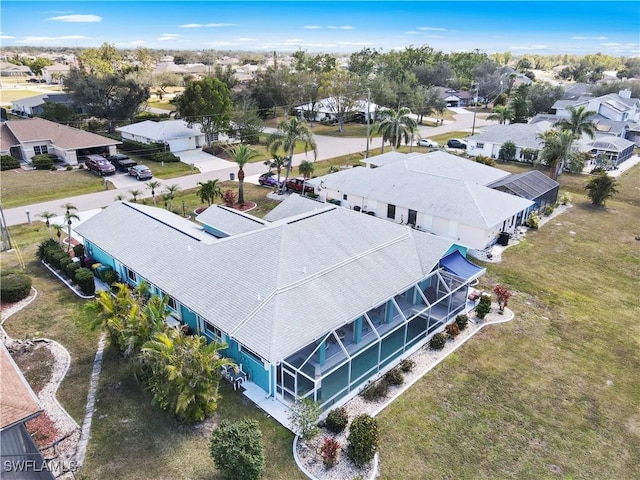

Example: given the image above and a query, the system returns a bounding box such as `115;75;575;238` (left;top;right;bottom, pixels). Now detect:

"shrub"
119;139;163;158
150;151;180;163
32;154;54;170
498;141;517;162
493;284;512;313
288;398;321;441
383;367;404;386
66;165;73;171
559;192;572;205
400;359;415;373
542;204;555;216
1;271;32;303
210;418;265;480
325;407;349;434
476;299;491;319
475;155;496;166
74;268;96;296
445;322;460;337
102;268;120;285
50;165;57;171
78;163;85;170
526;211;540;229
347;414;379;467
50;251;69;270
36;238;61;261
456;314;469;331
361;380;388;401
223;189;237;207
66;261;81;279
429;332;448;350
73;243;85;259
58;256;73;275
1;154;20;171
320;437;341;469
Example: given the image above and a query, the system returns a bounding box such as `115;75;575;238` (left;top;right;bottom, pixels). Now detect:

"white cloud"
209;41;233;46
130;40;147;46
158;34;180;41
404;30;420;35
572;36;607;40
179;23;203;28
340;26;354;30
602;42;621;46
0;34;16;39
47;14;102;23
337;41;373;46
284;39;303;44
418;27;447;31
510;44;549;51
17;35;90;44
237;37;256;42
304;25;322;29
205;23;237;27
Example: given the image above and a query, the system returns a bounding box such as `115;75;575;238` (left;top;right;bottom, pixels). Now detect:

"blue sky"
1;1;638;56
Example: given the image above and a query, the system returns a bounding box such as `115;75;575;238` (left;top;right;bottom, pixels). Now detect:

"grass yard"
1;224;102;422
0;168;110;209
376;165;640;479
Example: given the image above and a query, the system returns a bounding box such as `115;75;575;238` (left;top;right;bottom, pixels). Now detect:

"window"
126;267;137;282
204;321;222;339
241;346;263;364
408;209;417;226
343;193;348;201
476;142;484;149
34;146;41;155
34;145;49;155
387;204;396;219
159;290;177;310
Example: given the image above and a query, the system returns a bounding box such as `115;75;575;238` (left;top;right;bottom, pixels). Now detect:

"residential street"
3;109;495;226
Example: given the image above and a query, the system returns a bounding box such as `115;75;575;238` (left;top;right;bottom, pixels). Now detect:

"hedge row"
1;155;20;171
37;239;95;296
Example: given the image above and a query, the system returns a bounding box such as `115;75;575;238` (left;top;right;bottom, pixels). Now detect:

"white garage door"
168;138;190;152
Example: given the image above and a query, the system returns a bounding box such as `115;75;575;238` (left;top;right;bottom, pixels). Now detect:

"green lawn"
376;165;640;479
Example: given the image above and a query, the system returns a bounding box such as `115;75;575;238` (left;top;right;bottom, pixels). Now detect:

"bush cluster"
455;314;469;331
542;204;556;216
37;239;95;296
325;407;349;434
361;380;388;401
1;271;32;303
429;332;448;350
210;418;265;480
526;211;540;229
119;140;164;158
1;154;20;171
383;367;404;386
445;322;460;337
347;414;379;467
475;294;492;319
400;358;415;373
32;154;54;170
150;151;180;163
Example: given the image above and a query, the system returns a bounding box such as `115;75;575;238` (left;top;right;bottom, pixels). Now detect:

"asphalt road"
3;109;494;226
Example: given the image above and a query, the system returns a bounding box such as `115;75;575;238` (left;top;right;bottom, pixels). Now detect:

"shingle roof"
75;202;454;361
0;343;42;431
263;194;328;222
466;122;552;150
11;93;72;109
116;120;202;141
4;118;120;150
195;205;268;235
488;170;559;200
0;124;19;152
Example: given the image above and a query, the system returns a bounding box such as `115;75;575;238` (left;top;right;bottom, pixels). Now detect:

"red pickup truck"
285;177;315;195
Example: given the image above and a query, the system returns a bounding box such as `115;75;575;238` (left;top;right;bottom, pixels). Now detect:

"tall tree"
230;98;264;144
555;105;597;139
78;42;123;75
146;180;162;207
267;118;317;194
263;154;288;189
62;203;79;253
372;107;418;152
226;144;259;205
298;160;314;180
197;180;223;206
174;77;233;146
319;70;363;132
584;172;618;206
38;211;56;239
487;105;514;124
509;84;530;124
527;82;564;115
536;129;576;179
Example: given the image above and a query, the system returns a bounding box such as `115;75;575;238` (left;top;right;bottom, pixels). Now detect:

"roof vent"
257;293;262;301
302;266;307;275
187;245;191;252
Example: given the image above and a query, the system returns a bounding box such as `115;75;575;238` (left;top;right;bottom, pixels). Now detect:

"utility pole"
471;81;480;136
365;89;371;159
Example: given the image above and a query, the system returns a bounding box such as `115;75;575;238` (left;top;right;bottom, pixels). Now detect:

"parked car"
258;172;283;188
107;154;137;172
285;177;315;195
85;154;116;176
128;164;153;180
447;138;468;149
417;138;438;148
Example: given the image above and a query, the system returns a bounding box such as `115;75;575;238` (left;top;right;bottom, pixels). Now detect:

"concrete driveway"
175;149;235;173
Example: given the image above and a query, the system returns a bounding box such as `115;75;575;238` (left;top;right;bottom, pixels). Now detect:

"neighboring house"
41;63;70;83
10;93;76;117
581;136;636;167
0;117;120;165
294;97;379;123
116;120;206;152
152;62;191;75
0;342;56;480
75;200;485;419
308;152;534;250
0;62;32;76
488;170;559;209
434;87;475;107
553;90;640;123
466;122;553;159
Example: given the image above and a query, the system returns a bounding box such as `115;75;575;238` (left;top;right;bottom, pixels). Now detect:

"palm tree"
38;211;56;239
114;194;125;201
536;129;576;180
555;105;597;139
163;184;180;211
487;105;514;125
197;180;223;206
128;189;142;203
93;282;135;349
51;224;64;243
298;160;314;180
264;154;287;190
226;144;259;205
267;117;317;194
372;107;418;152
585;172;618;206
61;203;79;253
146;180;162;207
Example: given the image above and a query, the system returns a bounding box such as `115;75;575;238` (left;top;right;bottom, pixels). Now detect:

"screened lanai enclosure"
277;268;471;410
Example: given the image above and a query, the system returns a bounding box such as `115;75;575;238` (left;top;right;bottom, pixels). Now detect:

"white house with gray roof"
75;201;484;419
466;122;553;159
309;152;533;250
116;120;206;152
